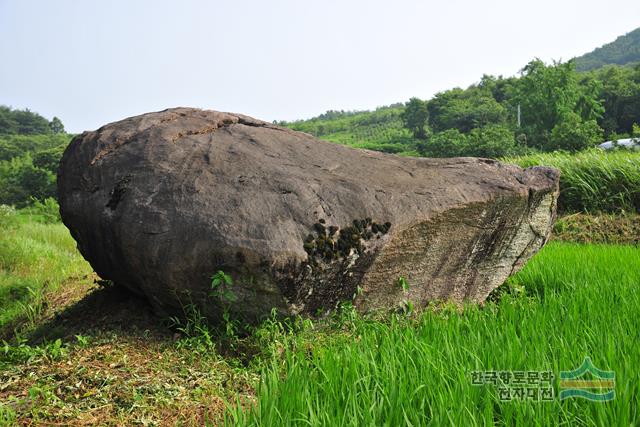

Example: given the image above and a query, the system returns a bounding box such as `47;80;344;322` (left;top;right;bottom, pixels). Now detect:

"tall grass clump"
227;242;640;426
504;149;640;213
0;207;92;333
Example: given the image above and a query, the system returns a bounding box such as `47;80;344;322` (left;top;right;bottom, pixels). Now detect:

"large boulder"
58;108;559;322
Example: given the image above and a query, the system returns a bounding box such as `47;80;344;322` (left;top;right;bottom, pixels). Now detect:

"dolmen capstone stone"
58;108;559;322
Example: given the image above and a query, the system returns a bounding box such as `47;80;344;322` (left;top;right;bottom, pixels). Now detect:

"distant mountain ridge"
575;27;640;71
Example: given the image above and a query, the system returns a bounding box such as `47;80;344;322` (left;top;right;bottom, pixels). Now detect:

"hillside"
575;27;640;71
281;105;419;156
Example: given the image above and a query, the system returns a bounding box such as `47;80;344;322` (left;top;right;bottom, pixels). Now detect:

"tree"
0;106;18;134
49;117;65;134
466;124;517;158
427;87;508;133
550;113;603;151
400;97;429;139
419;125;517;159
0;106;52;135
0;153;56;207
589;64;640;137
13;109;51;134
510;59;604;150
420;129;467;157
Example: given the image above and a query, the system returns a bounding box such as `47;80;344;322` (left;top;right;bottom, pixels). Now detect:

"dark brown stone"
58;108;559;322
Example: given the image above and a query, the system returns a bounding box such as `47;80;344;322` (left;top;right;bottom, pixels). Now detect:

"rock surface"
58;108;559;321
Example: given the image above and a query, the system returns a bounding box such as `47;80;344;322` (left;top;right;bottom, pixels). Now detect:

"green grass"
228;242;640;426
0;210;92;334
504;149;640;214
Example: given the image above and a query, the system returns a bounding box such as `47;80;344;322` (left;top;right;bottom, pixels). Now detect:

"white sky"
1;0;638;133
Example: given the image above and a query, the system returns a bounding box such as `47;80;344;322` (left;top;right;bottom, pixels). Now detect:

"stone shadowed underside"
58;108;560;322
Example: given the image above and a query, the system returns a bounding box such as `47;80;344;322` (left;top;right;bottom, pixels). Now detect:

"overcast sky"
1;0;638;133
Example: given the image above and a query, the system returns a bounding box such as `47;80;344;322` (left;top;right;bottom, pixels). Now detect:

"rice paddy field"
0;149;639;425
228;242;640;426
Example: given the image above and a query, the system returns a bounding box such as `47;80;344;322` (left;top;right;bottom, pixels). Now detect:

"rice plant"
227;242;640;426
504;149;640;213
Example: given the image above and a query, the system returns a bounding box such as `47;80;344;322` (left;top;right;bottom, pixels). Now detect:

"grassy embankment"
0;207;92;336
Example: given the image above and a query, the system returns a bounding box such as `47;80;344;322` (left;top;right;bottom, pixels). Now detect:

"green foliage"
23;198;61;224
169;304;216;354
552;212;640;245
550;113;603;151
1;337;67;368
397;276;409;292
419;128;468;157
283;59;637;157
587;64;640;137
575;26;640;71
466;124;519;158
510;59;604;150
48;117;65;134
229;242;640;426
400;97;429;139
428;86;509;133
32;144;66;174
0;133;70;164
0;133;71;207
504;149;640;213
0;154;56;207
421;124;518;158
74;334;90;348
169;270;242;354
0;106;61;136
282;105;417;155
0;205;17;229
210;270;236;304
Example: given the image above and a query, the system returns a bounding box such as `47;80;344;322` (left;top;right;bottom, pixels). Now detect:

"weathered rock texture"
58;108;559;321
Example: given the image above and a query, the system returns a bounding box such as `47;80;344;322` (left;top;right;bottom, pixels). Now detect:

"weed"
74;334;90;348
1;337;67;367
210;270;236;303
169;304;215;354
397;276;410;292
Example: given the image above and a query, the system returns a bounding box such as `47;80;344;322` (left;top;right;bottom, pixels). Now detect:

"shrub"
0;154;56;207
549;113;603;151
